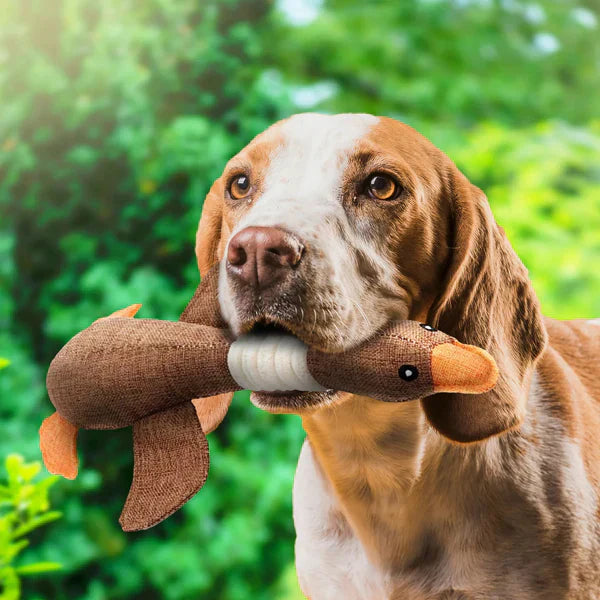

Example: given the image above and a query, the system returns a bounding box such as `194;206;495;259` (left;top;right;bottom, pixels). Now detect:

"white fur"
219;113;379;335
293;440;392;600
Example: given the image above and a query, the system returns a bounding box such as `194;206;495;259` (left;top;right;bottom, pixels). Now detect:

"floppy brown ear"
192;176;233;433
196;177;229;275
422;166;547;443
180;264;227;329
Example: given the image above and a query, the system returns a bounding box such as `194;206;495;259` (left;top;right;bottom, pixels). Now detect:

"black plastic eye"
420;323;437;332
398;365;419;381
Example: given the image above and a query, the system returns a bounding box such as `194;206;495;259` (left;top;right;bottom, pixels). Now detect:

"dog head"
196;113;546;442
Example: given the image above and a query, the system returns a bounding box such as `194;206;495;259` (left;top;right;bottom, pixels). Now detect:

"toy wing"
41;267;229;531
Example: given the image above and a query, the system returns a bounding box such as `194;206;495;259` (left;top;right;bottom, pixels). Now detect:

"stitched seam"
381;334;422;346
82;341;223;354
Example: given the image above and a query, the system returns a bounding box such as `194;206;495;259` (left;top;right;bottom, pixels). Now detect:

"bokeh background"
1;0;599;598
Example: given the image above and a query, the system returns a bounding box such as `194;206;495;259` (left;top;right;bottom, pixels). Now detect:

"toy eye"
420;324;437;332
398;365;419;381
229;175;251;199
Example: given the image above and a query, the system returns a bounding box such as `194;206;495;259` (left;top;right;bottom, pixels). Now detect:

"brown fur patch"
538;318;600;491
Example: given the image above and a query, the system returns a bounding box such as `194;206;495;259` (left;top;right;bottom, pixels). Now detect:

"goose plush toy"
40;267;498;531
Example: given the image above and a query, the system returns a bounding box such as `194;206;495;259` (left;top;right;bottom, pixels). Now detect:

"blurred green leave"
0;455;62;599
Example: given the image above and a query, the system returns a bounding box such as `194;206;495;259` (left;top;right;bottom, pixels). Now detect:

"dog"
193;113;600;599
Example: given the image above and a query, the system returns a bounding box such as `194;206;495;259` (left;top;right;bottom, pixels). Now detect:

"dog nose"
226;226;304;289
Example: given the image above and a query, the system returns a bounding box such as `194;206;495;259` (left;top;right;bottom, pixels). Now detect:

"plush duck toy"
40;267;498;531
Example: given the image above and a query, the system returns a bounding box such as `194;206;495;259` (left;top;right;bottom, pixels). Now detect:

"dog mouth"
238;309;347;352
239;316;346;413
244;317;296;337
250;388;344;413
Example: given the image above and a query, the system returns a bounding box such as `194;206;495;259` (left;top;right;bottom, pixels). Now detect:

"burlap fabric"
307;321;452;402
119;402;209;531
46;318;238;430
180;265;227;328
44;265;235;532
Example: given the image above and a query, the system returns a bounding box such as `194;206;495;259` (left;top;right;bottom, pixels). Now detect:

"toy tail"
39;412;79;479
119;402;209;532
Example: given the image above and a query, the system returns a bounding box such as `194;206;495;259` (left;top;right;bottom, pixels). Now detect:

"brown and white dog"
194;113;600;599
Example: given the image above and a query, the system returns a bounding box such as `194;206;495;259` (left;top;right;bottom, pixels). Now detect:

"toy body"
40;268;497;531
47;318;238;430
47;318;496;427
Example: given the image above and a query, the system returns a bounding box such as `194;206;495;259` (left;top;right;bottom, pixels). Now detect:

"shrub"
0;454;62;600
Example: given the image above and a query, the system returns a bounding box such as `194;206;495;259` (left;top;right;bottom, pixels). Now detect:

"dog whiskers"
297;296;305;323
310;308;318;337
346;295;371;329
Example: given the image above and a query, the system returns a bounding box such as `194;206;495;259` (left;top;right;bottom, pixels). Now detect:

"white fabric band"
227;333;327;392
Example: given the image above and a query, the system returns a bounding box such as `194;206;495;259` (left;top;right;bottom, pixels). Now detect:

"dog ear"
193;176;234;433
422;166;547;443
196;177;228;275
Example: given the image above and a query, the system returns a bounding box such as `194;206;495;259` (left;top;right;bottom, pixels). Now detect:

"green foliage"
444;120;600;319
0;233;48;462
0;0;598;598
0;455;61;600
269;0;600;127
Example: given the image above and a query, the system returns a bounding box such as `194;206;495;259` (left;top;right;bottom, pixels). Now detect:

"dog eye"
366;174;401;201
229;175;251;199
